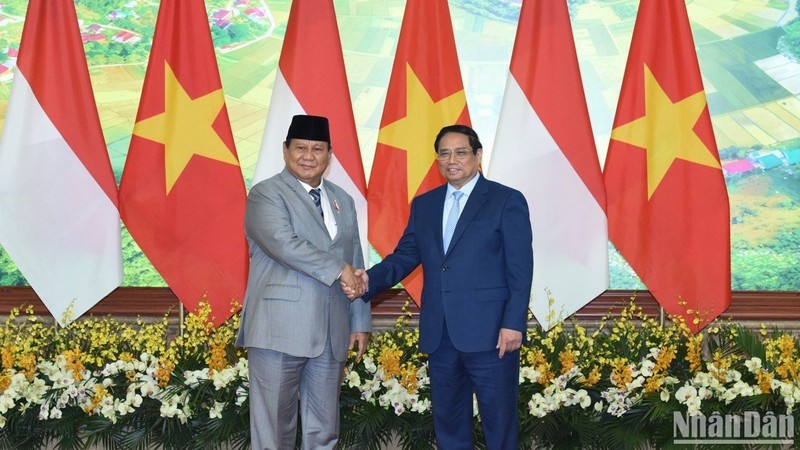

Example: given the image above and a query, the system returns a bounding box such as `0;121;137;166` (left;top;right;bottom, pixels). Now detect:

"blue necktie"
443;191;463;253
310;188;324;218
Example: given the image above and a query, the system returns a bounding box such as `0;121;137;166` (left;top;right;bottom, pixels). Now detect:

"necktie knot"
310;188;321;205
310;188;323;218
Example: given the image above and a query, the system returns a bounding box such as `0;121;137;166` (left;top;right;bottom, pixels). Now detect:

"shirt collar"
446;172;480;198
297;178;325;194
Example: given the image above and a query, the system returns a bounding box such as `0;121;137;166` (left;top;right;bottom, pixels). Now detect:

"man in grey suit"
236;115;371;450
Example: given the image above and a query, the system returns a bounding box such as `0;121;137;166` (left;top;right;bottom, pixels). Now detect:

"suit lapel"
324;184;342;243
445;175;489;256
432;186;447;259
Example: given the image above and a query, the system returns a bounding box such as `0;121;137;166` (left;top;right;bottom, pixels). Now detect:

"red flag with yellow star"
368;0;470;304
604;0;730;332
119;0;248;326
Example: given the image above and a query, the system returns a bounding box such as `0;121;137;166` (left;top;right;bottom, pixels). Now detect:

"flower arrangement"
0;302;249;449
1;297;799;449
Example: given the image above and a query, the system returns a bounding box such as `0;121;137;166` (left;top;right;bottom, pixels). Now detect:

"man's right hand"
339;264;366;300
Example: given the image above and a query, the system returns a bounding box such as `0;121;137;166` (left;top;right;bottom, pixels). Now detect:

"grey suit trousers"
248;339;345;450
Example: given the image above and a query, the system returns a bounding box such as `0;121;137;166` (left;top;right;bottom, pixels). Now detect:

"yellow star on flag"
378;64;467;202
133;61;239;194
610;64;720;199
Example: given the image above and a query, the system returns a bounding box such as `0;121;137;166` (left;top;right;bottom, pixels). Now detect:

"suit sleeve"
245;183;344;287
362;198;423;302
348;198;372;332
500;190;533;332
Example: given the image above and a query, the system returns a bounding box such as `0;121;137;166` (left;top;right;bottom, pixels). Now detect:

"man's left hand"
496;328;522;358
349;332;370;361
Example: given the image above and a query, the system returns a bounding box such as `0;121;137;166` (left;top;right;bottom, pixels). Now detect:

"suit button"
442;265;448;271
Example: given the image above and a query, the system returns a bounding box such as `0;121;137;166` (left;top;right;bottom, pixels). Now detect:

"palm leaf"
733;325;767;362
192;405;249;450
339;401;394;450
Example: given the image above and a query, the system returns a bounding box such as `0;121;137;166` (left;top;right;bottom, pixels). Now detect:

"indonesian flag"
0;0;122;325
252;0;367;265
489;0;608;330
368;0;470;303
604;0;731;333
119;0;248;326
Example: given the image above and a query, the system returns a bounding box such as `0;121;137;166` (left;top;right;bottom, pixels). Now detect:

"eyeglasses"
436;149;473;161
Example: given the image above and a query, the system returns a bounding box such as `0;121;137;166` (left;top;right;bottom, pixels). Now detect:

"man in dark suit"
348;124;533;449
237;115;371;449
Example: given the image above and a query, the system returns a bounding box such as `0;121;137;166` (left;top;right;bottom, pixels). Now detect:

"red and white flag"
0;0;122;325
489;0;608;329
252;0;368;265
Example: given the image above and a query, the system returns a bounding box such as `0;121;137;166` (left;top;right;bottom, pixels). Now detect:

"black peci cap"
286;114;330;143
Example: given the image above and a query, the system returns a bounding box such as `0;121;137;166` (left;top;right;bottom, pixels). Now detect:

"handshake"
339;263;369;301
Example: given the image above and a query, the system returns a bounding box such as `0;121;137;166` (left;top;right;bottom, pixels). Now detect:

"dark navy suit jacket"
364;174;533;354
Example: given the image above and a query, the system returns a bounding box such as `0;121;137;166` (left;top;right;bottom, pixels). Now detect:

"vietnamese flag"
368;0;470;303
604;0;730;332
489;0;608;330
119;0;248;326
252;0;367;266
0;0;122;325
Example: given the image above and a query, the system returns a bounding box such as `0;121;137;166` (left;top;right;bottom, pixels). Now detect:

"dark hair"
433;124;482;154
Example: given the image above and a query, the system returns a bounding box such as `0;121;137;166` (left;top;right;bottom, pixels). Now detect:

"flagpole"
179;302;185;337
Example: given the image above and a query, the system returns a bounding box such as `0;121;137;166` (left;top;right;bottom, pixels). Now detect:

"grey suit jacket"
236;168;371;362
